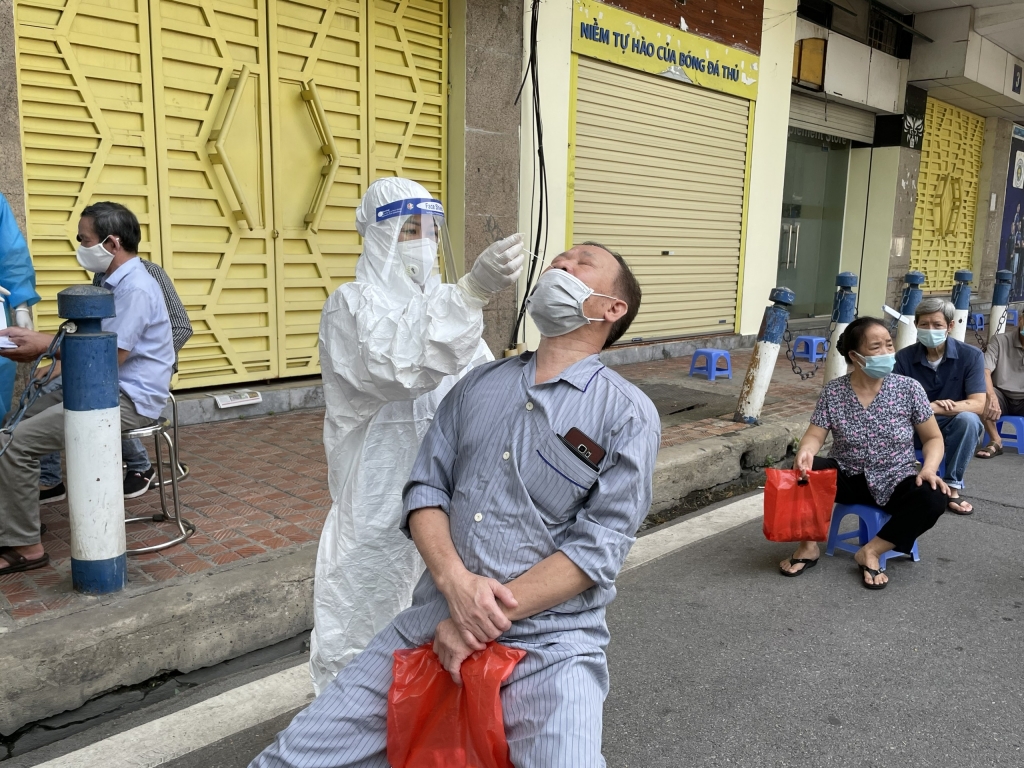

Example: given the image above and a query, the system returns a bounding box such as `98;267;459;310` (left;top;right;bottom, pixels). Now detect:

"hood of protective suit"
354;177;441;302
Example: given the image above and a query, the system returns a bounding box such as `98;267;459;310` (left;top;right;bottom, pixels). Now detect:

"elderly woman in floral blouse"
781;317;950;589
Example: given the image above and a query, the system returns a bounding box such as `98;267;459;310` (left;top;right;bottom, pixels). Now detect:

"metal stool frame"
156;392;189;486
124;417;196;555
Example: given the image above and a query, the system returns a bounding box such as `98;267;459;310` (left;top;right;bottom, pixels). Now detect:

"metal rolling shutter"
572;56;749;341
788;91;874;143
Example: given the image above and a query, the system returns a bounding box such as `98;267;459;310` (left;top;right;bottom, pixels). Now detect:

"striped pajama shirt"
253;351;660;768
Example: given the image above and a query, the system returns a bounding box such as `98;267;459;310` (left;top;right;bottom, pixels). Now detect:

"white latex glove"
458;234;525;301
14;304;33;330
0;285;8;298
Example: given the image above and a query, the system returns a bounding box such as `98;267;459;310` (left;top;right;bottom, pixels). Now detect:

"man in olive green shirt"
977;324;1024;457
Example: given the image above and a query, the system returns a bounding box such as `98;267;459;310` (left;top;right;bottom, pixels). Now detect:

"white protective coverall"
310;178;519;694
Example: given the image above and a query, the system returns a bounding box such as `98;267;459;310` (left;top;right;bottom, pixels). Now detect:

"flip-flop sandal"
859;564;888;590
947;497;974;516
0;546;50;575
780;557;818;577
976;444;1003;459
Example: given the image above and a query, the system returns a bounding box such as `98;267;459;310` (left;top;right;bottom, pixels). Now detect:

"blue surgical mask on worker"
526;269;619;338
916;328;947;348
852;351;896;379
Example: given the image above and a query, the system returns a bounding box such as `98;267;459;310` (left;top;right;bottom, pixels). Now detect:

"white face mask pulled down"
76;237;115;274
396;238;438;286
526;269;620;337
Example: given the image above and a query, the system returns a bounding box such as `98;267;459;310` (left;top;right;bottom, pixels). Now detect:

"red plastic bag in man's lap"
763;468;837;542
387;642;526;768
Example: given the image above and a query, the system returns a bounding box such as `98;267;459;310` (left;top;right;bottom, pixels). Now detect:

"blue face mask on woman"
852;351;896;379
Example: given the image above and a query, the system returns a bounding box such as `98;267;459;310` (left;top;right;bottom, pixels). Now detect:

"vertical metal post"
895;271;926;351
824;272;858;382
58;286;126;595
989;269;1013;341
734;287;795;425
949;269;973;343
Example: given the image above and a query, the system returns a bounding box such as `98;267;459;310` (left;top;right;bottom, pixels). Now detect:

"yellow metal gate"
570;56;750;341
12;0;447;388
910;97;985;290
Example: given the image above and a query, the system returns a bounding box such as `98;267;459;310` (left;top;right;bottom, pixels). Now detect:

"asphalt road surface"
14;453;1024;768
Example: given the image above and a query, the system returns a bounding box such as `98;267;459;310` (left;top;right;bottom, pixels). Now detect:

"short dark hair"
836;316;890;363
81;201;141;254
581;241;642;348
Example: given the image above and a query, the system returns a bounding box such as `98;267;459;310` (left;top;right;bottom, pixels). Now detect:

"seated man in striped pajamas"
253;242;660;768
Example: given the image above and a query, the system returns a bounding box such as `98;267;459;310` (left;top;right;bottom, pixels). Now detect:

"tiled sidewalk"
615;347;823;448
2;410;330;621
1;345;825;624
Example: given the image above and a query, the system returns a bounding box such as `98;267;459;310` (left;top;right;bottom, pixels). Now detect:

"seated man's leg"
122;437;151;474
939;412;984;490
504;644;609;768
0;389;68;568
251;623;411;768
38;451;63;489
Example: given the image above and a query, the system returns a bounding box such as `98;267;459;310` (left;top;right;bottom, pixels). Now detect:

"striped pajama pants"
251;624;609;768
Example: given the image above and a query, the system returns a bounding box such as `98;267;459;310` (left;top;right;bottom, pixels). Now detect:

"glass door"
776;130;850;317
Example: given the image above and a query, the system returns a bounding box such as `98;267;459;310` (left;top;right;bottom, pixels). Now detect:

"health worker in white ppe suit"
310;177;524;694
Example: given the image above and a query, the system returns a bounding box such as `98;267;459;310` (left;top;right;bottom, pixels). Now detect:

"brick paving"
1;410;329;623
1;345;827;625
614;347;824;447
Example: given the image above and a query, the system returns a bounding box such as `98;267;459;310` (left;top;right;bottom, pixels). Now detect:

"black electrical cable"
508;0;548;350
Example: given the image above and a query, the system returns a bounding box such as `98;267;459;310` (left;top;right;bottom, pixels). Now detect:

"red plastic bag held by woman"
387;642;526;768
763;468;837;542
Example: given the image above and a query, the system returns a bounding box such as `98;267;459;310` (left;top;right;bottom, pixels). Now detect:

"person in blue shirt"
0;202;173;574
894;297;986;515
0;192;41;417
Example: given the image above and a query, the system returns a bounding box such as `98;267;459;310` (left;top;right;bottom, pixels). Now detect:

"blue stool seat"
996;416;1024;453
913;449;946;479
1005;308;1019;327
826;503;921;570
967;313;986;331
793;335;828;362
689;349;732;381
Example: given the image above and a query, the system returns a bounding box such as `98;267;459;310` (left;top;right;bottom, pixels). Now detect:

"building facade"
0;0;523;389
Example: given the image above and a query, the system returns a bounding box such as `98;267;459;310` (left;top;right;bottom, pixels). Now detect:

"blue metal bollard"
734;287;795;425
824;272;858;383
58;286;126;594
895;271;926;351
949;269;973;343
989;269;1013;341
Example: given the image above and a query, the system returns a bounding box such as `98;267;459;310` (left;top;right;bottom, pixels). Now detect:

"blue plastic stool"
793;335;828;362
826;503;921;570
1005;308;1019;327
967;313;986;331
689;349;732;381
913;449;946;479
996;416;1024;454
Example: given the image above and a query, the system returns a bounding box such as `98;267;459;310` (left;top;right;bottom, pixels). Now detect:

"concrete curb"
0;417;808;735
651;419;806;514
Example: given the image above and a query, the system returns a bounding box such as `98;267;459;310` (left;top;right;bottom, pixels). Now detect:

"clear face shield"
375;198;458;287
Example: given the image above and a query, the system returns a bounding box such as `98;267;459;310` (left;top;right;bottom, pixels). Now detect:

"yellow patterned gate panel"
269;0;368;376
368;0;447;198
150;0;278;386
13;0;161;329
910;98;985;291
14;0;448;387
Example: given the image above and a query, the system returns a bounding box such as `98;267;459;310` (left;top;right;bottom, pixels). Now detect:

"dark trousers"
812;457;946;554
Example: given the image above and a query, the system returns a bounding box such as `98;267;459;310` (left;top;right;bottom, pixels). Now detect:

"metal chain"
967;303;1006;353
783;292;841;381
0;325;69;459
